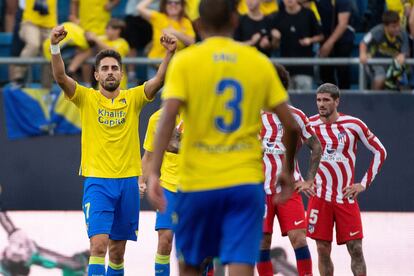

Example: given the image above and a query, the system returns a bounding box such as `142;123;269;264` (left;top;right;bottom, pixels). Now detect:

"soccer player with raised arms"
49;25;177;276
147;0;300;275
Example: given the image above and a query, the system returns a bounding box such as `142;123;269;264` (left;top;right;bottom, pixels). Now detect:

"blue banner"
2;85;81;140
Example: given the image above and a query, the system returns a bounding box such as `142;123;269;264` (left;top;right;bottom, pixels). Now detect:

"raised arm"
50;26;77;98
144;34;178;100
69;0;80;24
137;0;154;21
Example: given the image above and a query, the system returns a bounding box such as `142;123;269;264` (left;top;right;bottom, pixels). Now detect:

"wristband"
50;44;60;55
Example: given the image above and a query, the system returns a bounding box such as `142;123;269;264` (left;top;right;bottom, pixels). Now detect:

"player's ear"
94;70;99;81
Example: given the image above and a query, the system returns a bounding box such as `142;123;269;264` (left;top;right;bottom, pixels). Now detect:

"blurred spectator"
8;0;26;81
386;0;413;28
137;0;195;77
11;0;57;86
124;0;155;83
362;0;385;31
185;0;201;21
69;0;120;36
86;19;131;88
360;10;409;90
316;0;355;89
234;0;274;57
238;0;278;16
4;0;18;32
270;0;323;90
297;0;321;22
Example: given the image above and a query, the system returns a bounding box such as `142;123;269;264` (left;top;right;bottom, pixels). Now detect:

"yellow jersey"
98;36;130;89
162;37;288;191
237;0;278;15
185;0;200;20
148;11;195;58
79;0;111;35
386;0;414;27
143;109;181;192
23;0;57;28
68;83;152;178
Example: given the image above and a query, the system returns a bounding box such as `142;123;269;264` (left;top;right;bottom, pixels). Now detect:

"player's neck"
321;111;339;124
201;30;234;39
100;88;120;99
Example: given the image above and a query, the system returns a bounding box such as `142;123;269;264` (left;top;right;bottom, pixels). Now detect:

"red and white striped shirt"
260;106;315;195
309;113;387;203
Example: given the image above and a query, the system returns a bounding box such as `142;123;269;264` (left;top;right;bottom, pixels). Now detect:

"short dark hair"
316;83;340;100
382;10;400;25
106;18;126;31
95;49;123;71
199;0;239;32
274;64;290;90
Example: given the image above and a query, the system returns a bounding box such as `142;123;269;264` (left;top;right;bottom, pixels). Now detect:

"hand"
147;173;166;212
295;180;316;197
259;36;271;49
273;171;295;204
50;25;68;45
342;183;365;199
360;52;369;64
104;1;114;11
396;53;405;65
251;33;261;45
162;26;178;36
271;29;281;40
299;37;312;46
160;33;178;54
138;178;147;199
319;40;334;57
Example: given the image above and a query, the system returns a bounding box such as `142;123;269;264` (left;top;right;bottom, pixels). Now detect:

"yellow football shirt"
23;0;57;28
237;0;278;15
162;37;288;191
68;83;152;178
79;0;111;35
98;36;130;89
148;11;195;58
185;0;200;20
143;109;180;192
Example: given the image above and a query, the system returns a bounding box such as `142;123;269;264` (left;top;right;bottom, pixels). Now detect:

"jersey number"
214;79;243;133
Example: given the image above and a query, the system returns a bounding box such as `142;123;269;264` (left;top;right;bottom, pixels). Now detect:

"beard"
319;109;333;118
101;78;120;92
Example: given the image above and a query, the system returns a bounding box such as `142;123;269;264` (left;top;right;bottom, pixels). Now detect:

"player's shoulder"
309;114;321;123
338;113;366;126
289;105;310;124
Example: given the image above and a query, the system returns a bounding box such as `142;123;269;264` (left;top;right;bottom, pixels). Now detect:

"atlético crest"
308;224;315;234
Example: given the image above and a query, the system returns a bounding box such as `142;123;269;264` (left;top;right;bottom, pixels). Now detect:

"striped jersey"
260;106;315;195
309;113;387;203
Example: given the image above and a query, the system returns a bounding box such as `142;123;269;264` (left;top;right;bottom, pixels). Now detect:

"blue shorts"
82;177;139;241
174;184;265;267
155;188;177;231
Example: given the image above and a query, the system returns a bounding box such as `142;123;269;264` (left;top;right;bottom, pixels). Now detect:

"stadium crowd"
0;0;414;90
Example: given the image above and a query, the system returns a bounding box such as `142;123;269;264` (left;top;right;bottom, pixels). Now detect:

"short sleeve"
67;82;87;107
143;112;159;152
264;59;288;109
182;18;196;38
128;83;153;110
150;11;165;26
336;0;352;13
162;54;187;102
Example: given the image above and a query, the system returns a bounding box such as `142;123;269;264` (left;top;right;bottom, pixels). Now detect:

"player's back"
163;37;287;191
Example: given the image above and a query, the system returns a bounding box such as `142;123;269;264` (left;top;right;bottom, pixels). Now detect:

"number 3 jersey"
261;106;315;195
162;37;288;192
309;114;387;203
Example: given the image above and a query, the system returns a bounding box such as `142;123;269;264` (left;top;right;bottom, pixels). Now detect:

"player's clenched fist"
50;25;68;45
160;33;178;53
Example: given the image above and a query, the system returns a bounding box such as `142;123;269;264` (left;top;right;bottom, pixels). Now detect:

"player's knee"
90;237;109;257
288;230;307;249
260;233;272;249
108;245;126;264
316;241;331;258
348;241;364;260
158;230;173;254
